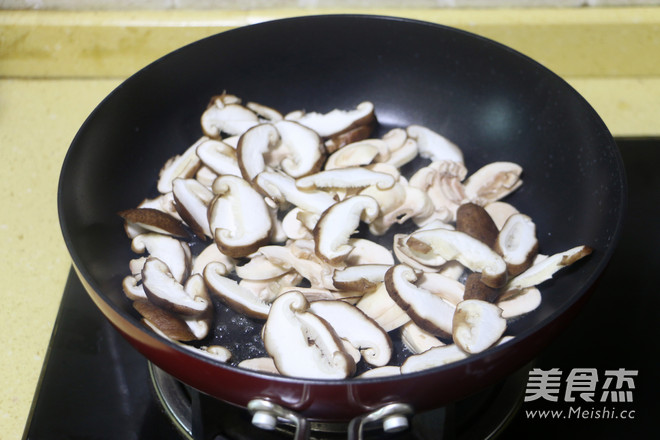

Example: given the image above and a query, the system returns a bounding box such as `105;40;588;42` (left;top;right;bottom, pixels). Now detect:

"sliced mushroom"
195;137;242;178
324;140;381;170
332;264;390;292
400;321;445;355
274;120;326;178
142;257;211;317
494;213;539;276
190;242;235;276
195;165;219;188
400;344;469;374
506;245;592;290
455;202;499;248
236;123;280;183
208;175;273;258
296;167;395;191
254;170;336;214
286;101;375;139
377;128;419;168
246;101;283;122
345;238;395;266
408;160;468;223
201;96;260;138
497;287;542;319
136;191;181;223
452;300;507;354
204;261;270;319
385;264;456;339
181;274;214;339
463;272;501;303
131;233;191;283
157;138;203;194
182;345;233;363
361;181;435;236
258;243;336;290
122;274;146;301
313;195;380;265
406;229;507;288
416;272;466;306
133;299;197;342
118;208;189;239
262;291;356;379
172;178;214;239
324;123;375;153
393;234;446;272
309;300;392;367
239;271;303;304
463;161;523;205
484;201;520;230
406;125;463;164
358;366;402;379
281;286;362;303
238;357;280;374
235;253;291;281
281;207;314;240
356;282;410;332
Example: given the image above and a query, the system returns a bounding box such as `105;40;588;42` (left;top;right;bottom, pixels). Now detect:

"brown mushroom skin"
384;264;454;340
463;272;501;303
132;300;197;342
118;208;190;238
455;203;499;248
324;120;376;153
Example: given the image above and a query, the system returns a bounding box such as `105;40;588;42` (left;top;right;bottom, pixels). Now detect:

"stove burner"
149;362;530;440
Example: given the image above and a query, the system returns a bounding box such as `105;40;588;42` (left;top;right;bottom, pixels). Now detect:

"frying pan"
58;15;626;426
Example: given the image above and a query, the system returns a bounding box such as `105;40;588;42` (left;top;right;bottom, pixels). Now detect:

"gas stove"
23;140;658;439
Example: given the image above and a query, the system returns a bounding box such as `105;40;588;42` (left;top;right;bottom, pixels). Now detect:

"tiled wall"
2;0;659;9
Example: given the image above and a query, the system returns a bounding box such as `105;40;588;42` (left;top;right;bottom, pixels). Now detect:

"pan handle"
347;403;414;440
247;398;413;440
247;398;311;440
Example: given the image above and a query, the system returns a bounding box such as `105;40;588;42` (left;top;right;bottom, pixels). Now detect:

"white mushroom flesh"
262;291;355;379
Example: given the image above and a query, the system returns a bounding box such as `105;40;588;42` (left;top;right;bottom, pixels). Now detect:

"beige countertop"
1;7;658;439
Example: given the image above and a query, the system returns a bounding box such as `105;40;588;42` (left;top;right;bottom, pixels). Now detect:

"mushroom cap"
118;208;190;238
133;300;197;342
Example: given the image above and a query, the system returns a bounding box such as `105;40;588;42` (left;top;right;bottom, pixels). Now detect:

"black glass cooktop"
23;140;659;439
